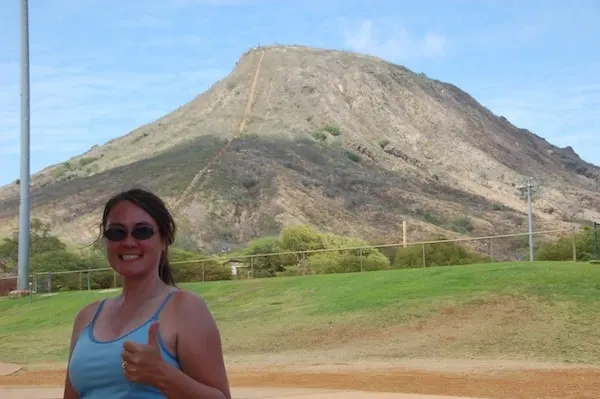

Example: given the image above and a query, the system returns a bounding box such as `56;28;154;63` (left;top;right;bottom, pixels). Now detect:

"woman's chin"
113;263;152;279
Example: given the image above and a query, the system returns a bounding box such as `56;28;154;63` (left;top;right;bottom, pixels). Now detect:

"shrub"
442;215;475;235
307;251;391;274
311;131;327;141
171;260;232;282
536;226;596;261
246;225;392;276
169;247;232;282
345;151;360;162
394;238;488;268
378;139;390;148
244;236;294;277
322;125;341;136
30;249;109;292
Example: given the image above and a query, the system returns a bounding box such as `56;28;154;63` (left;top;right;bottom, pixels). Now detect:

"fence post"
87;272;91;291
422;244;426;267
572;228;577;262
592;221;599;259
79;271;83;291
113;270;117;288
47;272;52;293
202;263;205;282
489;238;494;262
359;248;364;272
302;253;307;275
250;256;254;279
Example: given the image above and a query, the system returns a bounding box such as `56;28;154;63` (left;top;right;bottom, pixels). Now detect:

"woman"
63;188;231;398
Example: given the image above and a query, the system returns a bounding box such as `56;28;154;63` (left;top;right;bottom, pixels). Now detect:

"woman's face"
103;200;165;280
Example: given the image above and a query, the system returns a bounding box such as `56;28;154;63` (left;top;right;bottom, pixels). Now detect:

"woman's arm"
63;301;100;399
153;291;231;399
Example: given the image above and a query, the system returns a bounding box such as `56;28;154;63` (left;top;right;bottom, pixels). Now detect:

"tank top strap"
89;299;107;327
150;290;177;321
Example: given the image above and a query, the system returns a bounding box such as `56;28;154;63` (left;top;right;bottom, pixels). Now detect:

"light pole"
17;0;31;292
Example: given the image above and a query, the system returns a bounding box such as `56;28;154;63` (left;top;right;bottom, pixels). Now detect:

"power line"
516;177;539;262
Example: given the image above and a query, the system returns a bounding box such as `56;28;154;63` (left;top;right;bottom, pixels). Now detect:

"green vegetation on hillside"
536;225;598;261
1;261;599;365
238;224;488;277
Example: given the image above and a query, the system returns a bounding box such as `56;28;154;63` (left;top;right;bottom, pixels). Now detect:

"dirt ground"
1;359;599;399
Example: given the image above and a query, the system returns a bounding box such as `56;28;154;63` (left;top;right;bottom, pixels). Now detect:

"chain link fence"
0;227;579;295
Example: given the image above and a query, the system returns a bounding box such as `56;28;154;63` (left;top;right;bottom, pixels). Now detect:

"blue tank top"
68;291;182;398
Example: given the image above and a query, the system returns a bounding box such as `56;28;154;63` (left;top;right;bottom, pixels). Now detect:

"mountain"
0;44;598;253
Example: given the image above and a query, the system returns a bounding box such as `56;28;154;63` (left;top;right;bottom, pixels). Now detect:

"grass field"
1;261;600;367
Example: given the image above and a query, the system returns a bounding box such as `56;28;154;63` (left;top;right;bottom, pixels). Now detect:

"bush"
246;226;392;276
536;227;596;261
322;125;341;136
171;260;232;282
442;215;475;235
394;238;488;268
378;139;390;148
169;247;232;282
243;236;295;277
307;251;391;274
345;151;360;162
311;131;327;141
30;249;112;292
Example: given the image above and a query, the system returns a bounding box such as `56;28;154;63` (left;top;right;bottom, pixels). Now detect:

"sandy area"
1;357;599;399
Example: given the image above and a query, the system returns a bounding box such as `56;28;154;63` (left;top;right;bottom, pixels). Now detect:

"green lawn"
1;261;599;365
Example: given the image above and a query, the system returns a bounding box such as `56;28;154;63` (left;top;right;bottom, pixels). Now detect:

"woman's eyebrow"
107;222;151;228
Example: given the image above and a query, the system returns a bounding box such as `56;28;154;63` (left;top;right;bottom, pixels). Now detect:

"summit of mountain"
0;44;598;253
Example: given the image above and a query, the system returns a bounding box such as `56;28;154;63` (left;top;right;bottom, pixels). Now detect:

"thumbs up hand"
121;322;166;385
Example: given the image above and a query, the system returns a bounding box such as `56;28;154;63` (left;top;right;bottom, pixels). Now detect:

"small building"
221;259;252;279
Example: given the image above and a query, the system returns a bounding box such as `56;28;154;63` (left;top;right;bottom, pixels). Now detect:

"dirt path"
237;48;265;134
171;48;265;212
1;363;599;399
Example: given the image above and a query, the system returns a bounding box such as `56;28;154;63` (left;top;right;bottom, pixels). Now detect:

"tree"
280;224;325;253
0;218;67;271
169;247;231;282
244;236;294;277
279;225;326;275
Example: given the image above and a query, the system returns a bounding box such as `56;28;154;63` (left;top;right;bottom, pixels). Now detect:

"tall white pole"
517;178;537;263
526;183;534;262
17;0;31;291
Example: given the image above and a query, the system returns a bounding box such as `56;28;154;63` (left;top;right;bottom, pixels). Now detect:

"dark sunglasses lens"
131;226;154;240
103;228;126;241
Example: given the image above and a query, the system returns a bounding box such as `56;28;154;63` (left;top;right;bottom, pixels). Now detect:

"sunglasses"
103;226;155;242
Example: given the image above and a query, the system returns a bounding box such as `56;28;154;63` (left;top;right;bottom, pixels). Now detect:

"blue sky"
0;0;598;186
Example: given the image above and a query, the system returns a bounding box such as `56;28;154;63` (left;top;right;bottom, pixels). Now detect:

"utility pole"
17;0;31;292
516;177;538;262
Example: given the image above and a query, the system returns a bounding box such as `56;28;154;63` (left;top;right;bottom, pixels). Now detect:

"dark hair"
100;188;177;286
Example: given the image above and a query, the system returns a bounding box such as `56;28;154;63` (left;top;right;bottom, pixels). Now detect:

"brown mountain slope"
0;44;598;252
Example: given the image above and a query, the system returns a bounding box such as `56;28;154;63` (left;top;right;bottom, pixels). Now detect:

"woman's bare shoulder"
171;290;216;325
72;299;104;329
